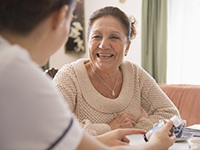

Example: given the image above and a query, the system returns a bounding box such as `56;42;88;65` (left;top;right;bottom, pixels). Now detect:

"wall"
50;0;142;69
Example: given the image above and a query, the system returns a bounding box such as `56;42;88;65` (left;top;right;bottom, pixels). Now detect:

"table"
127;134;189;150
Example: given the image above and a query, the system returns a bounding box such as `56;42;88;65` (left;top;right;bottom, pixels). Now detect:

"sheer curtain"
142;0;168;83
167;0;200;84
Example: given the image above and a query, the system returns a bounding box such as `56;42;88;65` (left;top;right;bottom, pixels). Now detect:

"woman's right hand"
108;112;138;130
148;121;176;150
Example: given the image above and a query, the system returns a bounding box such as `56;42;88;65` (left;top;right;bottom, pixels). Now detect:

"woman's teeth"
97;54;114;58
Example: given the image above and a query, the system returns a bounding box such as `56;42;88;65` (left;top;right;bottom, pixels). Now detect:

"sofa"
45;69;199;127
158;84;200;127
141;84;200;127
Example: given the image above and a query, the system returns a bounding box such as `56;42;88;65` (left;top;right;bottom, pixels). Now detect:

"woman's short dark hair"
88;6;137;43
0;0;76;35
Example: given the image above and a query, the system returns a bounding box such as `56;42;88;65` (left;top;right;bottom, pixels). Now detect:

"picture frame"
65;0;85;53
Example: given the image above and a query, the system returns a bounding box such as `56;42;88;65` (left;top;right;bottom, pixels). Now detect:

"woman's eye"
111;36;119;39
92;35;101;39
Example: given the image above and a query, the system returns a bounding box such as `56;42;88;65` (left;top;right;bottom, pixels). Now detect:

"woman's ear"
52;5;69;30
125;43;130;56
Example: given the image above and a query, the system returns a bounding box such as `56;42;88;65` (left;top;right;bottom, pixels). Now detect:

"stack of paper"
183;124;200;137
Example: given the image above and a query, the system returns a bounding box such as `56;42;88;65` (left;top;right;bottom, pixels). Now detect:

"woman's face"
88;16;130;72
42;6;74;65
55;8;74;51
39;6;74;65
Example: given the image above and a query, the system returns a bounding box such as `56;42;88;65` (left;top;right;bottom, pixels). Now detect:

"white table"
127;134;189;150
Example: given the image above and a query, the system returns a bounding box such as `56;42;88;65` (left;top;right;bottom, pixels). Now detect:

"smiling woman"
53;6;180;136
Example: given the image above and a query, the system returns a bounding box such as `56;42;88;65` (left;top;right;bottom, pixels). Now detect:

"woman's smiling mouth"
97;53;114;58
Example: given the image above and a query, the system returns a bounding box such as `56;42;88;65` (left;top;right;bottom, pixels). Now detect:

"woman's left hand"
108;112;138;130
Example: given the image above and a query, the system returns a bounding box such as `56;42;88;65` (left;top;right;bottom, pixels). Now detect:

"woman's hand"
108;112;138;130
148;121;176;150
95;128;146;146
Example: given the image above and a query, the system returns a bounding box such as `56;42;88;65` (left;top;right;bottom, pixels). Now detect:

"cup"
188;137;200;150
173;119;186;138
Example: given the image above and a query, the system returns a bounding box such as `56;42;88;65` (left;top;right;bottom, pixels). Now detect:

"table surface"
127;134;189;150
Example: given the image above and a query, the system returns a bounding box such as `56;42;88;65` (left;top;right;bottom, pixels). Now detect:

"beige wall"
50;0;142;69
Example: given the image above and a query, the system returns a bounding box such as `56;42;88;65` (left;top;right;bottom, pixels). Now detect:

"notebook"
183;124;200;137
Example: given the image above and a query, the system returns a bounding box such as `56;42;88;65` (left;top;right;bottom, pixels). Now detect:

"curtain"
167;0;200;85
141;0;168;83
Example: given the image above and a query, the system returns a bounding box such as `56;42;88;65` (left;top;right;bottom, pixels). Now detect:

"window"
167;0;200;84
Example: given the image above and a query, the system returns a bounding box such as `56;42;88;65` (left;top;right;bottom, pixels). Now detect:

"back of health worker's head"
0;0;76;35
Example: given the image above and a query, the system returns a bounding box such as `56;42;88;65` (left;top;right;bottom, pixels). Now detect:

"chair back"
44;68;58;79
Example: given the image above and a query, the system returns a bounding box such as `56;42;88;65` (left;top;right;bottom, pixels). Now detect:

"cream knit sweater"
53;59;179;136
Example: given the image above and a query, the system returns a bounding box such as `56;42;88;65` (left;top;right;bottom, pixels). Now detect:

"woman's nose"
99;38;111;50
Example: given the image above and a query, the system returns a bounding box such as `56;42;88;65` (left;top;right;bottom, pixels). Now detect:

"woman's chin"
37;59;49;67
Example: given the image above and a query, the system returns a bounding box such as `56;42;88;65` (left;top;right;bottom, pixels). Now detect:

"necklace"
90;64;120;96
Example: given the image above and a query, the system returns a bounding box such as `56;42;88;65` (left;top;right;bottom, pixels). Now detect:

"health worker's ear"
52;5;69;30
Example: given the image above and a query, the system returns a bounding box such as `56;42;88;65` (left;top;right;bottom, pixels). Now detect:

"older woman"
53;6;180;136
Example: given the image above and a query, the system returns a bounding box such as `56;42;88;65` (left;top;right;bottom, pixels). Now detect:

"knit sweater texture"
53;59;179;136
